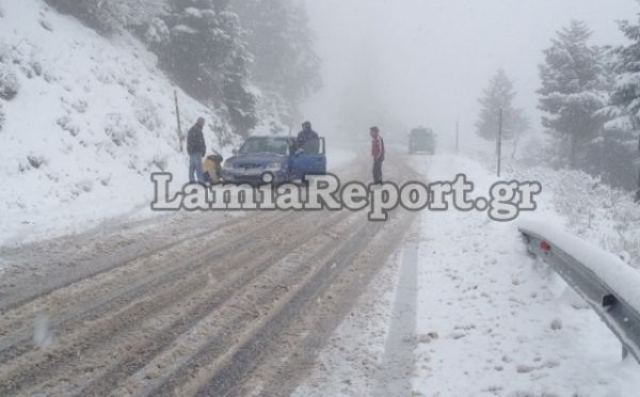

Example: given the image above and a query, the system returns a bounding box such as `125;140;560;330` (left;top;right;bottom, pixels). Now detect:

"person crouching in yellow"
203;153;223;185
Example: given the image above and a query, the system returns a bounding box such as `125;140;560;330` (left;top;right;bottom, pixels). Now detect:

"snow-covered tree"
610;20;640;128
282;2;322;104
538;20;609;169
230;0;321;123
475;69;529;144
607;14;640;198
220;39;258;137
159;0;257;136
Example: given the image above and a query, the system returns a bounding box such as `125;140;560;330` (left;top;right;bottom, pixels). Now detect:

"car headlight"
265;161;283;171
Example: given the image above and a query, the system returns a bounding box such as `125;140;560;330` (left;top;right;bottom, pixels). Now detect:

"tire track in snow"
0;211;291;366
0;157;419;397
0;211;258;313
0;211;309;396
187;211;415;397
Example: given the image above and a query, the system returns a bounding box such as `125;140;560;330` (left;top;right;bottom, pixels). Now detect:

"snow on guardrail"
519;219;640;364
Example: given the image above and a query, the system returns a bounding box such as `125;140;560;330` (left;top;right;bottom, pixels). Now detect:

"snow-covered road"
2;151;639;396
0;157;414;397
295;153;640;397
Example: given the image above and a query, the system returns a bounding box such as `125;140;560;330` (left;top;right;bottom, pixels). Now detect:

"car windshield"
239;137;290;155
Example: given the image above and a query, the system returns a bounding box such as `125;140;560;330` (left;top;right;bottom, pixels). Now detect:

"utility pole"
497;108;503;178
174;90;183;152
455;119;460;154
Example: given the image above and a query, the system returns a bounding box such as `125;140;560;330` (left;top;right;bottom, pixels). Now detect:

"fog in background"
302;0;638;149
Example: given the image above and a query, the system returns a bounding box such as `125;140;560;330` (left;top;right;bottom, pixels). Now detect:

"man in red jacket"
370;126;385;184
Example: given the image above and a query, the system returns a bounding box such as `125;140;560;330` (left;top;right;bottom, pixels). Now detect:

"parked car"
409;128;436;155
221;136;327;185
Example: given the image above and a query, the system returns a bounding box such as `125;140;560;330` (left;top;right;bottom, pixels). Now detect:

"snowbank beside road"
0;0;235;246
411;153;640;396
489;151;640;269
520;218;640;322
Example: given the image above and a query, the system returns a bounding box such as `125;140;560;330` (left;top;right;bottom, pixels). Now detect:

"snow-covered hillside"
0;0;235;245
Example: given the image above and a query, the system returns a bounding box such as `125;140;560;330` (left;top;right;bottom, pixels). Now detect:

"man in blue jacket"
187;117;206;184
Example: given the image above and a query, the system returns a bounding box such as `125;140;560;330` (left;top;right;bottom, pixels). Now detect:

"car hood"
226;153;288;169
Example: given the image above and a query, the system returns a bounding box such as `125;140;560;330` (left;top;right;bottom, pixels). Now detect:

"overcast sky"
302;0;639;146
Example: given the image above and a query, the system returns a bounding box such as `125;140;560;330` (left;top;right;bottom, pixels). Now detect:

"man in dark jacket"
187;117;206;183
296;121;320;154
370;126;385;184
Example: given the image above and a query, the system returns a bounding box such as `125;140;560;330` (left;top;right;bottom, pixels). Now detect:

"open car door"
290;137;326;180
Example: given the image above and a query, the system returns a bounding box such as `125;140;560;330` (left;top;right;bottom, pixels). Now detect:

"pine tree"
159;0;257;135
220;29;258;137
283;2;322;104
611;19;640;127
230;0;321;123
608;15;640;198
538;20;609;169
475;69;529;143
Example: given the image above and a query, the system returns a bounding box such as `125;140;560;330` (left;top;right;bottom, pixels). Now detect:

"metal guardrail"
519;223;640;364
